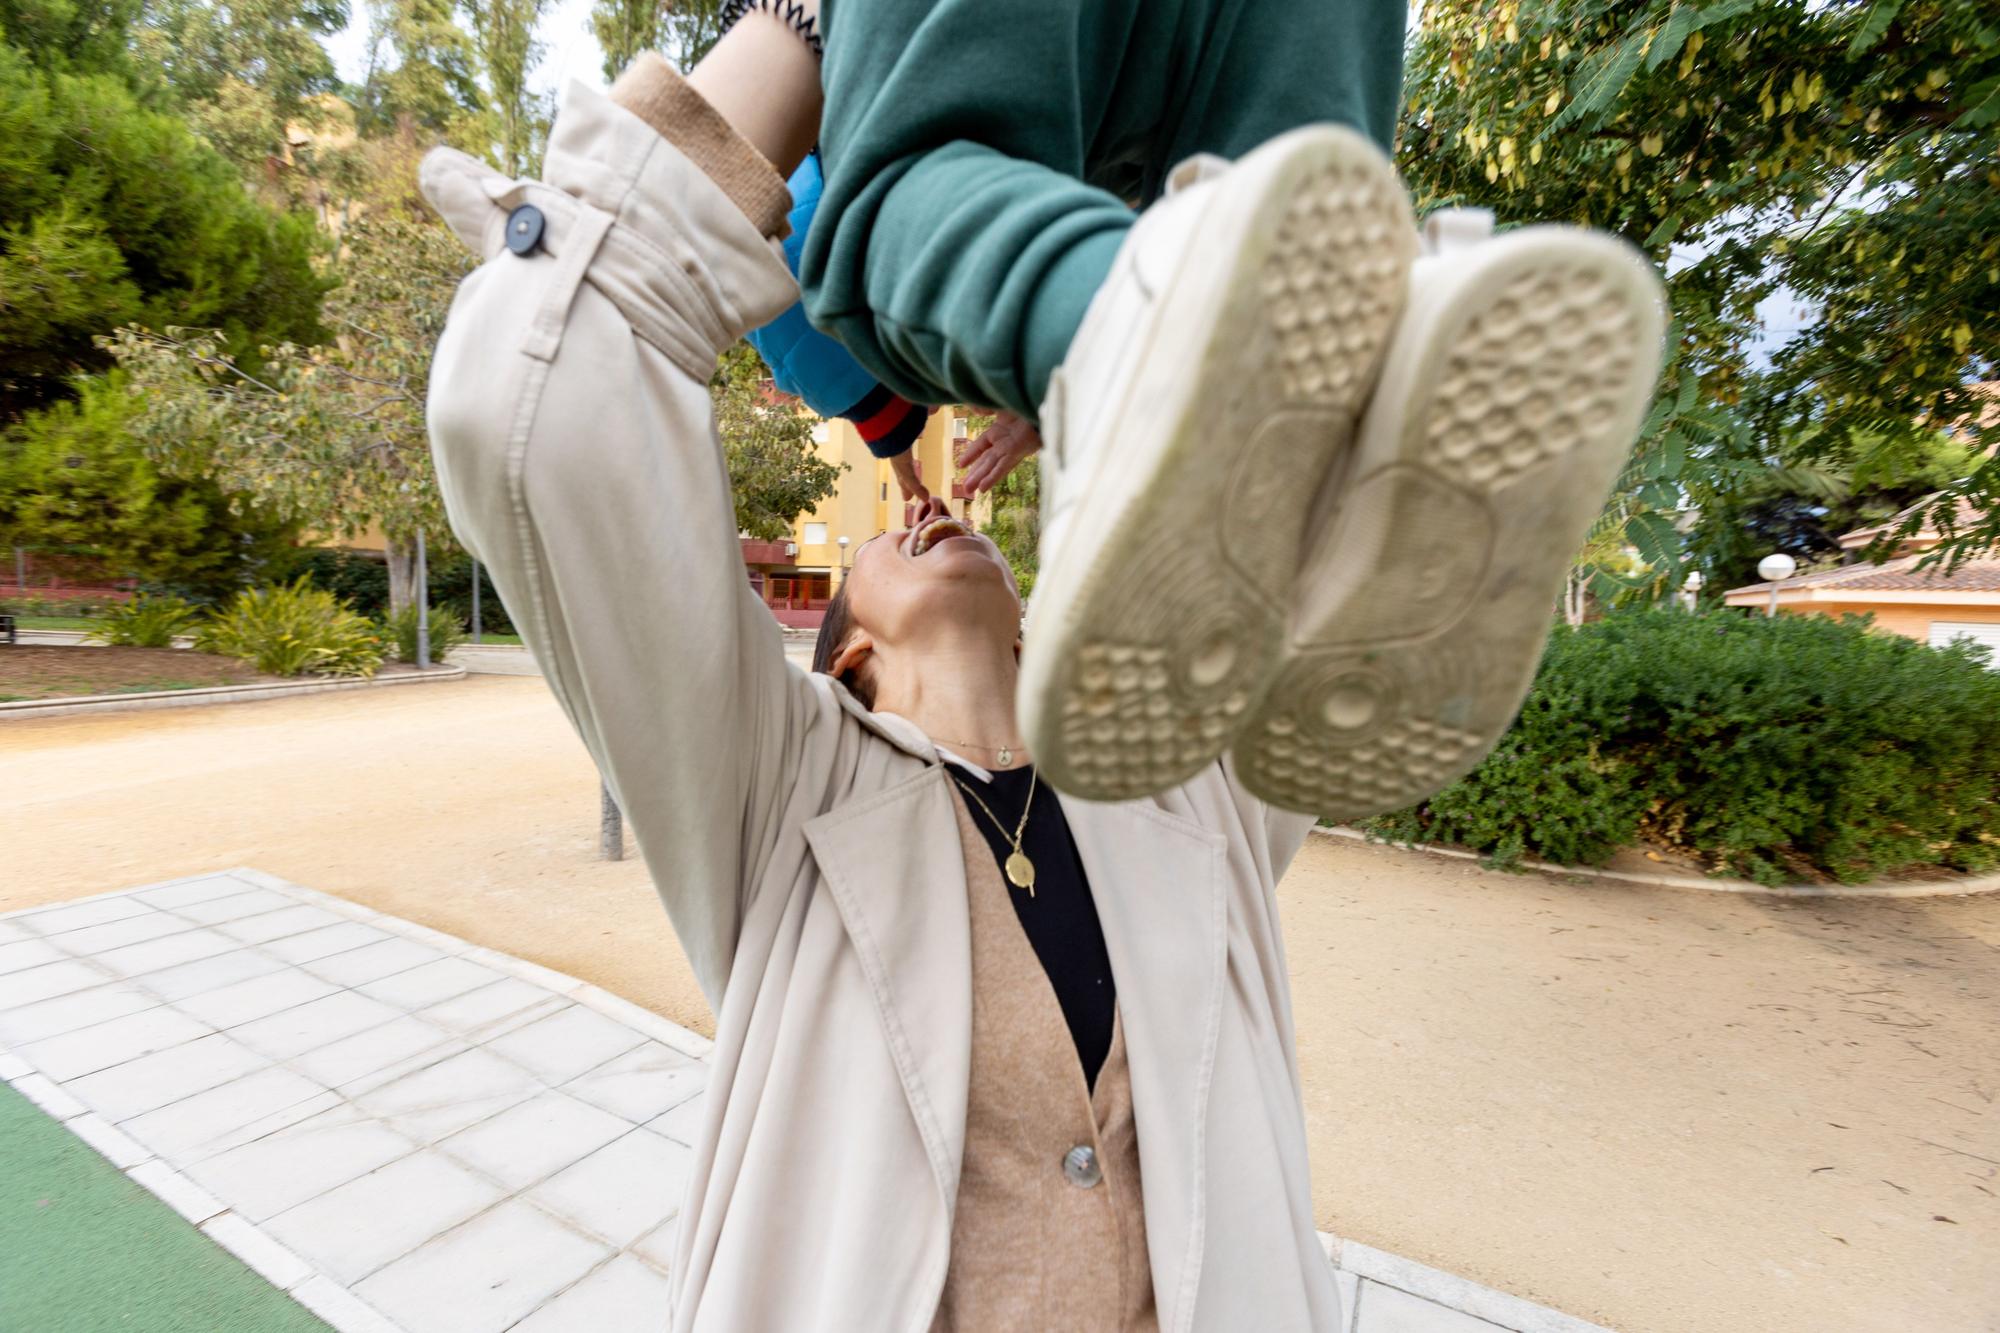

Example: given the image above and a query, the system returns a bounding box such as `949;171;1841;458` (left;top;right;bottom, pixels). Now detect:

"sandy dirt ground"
5;675;1996;1333
0;646;277;701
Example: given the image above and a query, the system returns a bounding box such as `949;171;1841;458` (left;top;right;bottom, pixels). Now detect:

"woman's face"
843;497;1021;651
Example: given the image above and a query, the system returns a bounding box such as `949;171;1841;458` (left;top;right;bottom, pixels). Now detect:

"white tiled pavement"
0;870;1611;1333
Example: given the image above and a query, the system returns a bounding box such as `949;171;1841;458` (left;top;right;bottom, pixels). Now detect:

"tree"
712;343;843;540
589;0;664;82
108;215;473;613
0;34;329;422
464;0;552;176
355;0;486;140
1401;0;2000;585
1687;429;1976;590
0;374;300;598
133;0;350;186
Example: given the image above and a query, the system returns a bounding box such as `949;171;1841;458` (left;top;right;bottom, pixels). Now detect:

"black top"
945;762;1117;1088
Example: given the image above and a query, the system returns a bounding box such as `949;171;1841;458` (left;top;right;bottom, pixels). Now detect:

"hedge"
1366;610;2000;885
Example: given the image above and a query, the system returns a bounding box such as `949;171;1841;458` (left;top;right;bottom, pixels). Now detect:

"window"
803;522;828;546
811;422;829;443
952;417;969;439
881;482;888;501
1930;622;2000;667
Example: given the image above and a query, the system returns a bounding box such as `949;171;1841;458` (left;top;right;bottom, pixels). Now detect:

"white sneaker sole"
1020;126;1416;801
1234;228;1666;818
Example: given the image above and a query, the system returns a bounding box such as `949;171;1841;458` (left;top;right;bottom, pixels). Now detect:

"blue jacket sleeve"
746;155;886;421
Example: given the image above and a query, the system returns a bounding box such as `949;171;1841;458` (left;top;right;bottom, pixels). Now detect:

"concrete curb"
1313;824;2000;899
0;664;467;720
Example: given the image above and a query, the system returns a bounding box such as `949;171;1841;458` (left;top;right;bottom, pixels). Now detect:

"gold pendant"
1005;849;1036;896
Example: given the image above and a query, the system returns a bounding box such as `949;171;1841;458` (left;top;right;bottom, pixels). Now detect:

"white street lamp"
1756;552;1797;617
1680;568;1704;612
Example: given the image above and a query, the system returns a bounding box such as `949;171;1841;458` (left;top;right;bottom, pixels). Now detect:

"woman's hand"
889;448;929;504
956;411;1041;495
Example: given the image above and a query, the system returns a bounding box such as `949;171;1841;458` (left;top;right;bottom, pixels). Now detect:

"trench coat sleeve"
422;142;812;1007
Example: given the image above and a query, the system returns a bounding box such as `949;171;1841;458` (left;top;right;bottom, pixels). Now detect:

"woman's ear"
831;630;875;680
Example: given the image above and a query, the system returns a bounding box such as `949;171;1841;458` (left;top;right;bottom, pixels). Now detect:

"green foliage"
428;550;513;635
1401;0;2000;582
193;578;385;676
1369;610;2000;884
84;594;200;646
979;450;1039;601
1687;429;1975;591
133;0;349;182
381;601;465;662
590;0;663;80
712;343;844;541
108;214;473;609
0;375;301;596
357;0;486;139
463;0;551;175
269;545;391;615
0;23;329;421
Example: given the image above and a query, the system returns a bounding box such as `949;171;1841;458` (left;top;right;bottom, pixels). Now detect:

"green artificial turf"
0;1081;330;1332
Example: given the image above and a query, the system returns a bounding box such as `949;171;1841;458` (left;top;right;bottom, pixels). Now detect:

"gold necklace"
950;768;1038;895
934;737;1023;768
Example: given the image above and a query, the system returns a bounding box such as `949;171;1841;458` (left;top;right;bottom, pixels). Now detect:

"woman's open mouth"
910;516;973;556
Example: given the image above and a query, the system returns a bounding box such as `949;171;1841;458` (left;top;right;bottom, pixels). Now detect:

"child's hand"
956;411;1041;495
889;449;929;504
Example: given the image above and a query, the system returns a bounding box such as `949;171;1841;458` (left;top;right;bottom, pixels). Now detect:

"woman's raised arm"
420;110;812;1005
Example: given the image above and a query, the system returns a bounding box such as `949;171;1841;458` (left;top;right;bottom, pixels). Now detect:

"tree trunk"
1562;568;1586;627
383;536;421;616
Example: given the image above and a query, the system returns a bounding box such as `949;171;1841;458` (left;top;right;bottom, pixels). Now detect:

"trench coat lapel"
801;767;974;1216
1063;794;1228;1333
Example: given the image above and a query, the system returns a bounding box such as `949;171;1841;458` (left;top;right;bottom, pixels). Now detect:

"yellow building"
747;408;997;625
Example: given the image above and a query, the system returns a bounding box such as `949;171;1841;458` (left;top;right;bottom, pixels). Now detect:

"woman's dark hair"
811;581;875;708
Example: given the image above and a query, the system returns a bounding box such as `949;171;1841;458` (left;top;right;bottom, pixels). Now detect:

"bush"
429;552;515;637
382;603;467;663
266;548;392;619
193;579;385;678
84;595;199;647
1367;610;2000;885
0;594;120;618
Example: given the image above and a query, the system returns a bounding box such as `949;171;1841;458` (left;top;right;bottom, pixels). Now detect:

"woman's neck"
870;628;1027;767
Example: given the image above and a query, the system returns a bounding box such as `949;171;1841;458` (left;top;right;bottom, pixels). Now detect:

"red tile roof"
1729;553;2000;597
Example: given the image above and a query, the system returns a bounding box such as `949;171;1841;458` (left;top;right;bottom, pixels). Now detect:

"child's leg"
801;0;1407;421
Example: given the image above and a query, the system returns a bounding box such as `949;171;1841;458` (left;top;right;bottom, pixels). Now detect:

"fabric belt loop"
522;201;615;364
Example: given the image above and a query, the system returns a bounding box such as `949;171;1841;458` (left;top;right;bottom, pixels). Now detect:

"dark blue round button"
505;204;545;256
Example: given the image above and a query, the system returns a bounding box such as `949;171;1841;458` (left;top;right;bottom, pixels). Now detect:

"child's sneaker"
1231;210;1666;818
1020;125;1416;801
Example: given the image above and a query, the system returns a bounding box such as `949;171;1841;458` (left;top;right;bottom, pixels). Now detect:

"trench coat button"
505;204;545;256
1062;1144;1101;1188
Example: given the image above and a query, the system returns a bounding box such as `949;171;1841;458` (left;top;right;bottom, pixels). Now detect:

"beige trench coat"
423;84;1340;1333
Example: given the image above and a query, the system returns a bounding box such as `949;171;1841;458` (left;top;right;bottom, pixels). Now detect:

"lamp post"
837;534;850;589
1680;568;1704;612
1756;552;1797;617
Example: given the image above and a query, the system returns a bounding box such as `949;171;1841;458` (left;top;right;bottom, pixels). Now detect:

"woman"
422;82;1336;1327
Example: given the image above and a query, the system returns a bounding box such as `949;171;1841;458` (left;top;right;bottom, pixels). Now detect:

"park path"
1;869;1586;1333
4;675;1997;1332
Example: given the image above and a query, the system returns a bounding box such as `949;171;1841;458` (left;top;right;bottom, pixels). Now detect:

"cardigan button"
1062;1144;1102;1188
